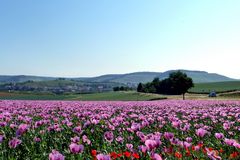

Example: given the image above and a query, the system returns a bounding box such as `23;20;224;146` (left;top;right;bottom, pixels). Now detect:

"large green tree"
137;71;194;100
167;71;194;100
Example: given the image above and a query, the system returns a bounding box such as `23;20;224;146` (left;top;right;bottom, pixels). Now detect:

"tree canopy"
137;71;194;99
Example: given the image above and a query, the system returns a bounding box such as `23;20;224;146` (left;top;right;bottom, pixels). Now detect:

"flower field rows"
0;100;240;159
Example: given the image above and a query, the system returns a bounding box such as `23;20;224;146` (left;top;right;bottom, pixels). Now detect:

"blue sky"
0;0;239;78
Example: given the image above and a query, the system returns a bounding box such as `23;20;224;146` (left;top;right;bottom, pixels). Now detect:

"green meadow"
0;91;166;101
189;81;240;93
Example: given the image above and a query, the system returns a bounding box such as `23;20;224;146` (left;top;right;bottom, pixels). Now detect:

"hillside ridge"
0;70;236;84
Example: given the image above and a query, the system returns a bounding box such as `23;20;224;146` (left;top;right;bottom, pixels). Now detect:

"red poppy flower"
230;152;238;158
91;150;97;157
219;148;224;153
202;148;207;154
191;146;195;151
110;152;118;159
186;148;191;156
117;153;122;157
198;143;203;148
124;151;131;158
175;152;182;159
132;153;140;159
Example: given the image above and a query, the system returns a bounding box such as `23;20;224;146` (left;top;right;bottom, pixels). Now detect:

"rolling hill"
158;70;235;83
0;70;236;85
84;72;161;84
0;75;55;83
82;70;235;84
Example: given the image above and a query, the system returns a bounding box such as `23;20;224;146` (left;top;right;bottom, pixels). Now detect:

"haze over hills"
158;70;235;83
80;72;162;84
81;70;236;84
0;75;56;83
0;70;236;84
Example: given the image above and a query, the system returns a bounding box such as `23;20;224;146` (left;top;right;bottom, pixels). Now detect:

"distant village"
0;81;121;94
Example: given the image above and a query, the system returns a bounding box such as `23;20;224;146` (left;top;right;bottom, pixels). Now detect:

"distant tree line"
113;86;133;91
137;71;194;100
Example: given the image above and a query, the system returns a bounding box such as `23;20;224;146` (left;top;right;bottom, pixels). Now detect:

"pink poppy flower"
104;131;114;143
69;143;84;154
196;128;207;138
16;124;29;136
145;139;158;150
96;154;111;160
224;138;236;146
215;133;224;139
73;126;82;134
151;153;163;160
8;137;22;148
49;150;65;160
164;132;174;140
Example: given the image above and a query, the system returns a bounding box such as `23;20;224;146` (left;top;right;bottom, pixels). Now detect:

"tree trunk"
183;93;185;100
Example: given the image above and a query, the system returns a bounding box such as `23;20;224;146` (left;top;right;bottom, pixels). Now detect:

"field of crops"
0;100;240;159
0;91;166;101
189;81;240;93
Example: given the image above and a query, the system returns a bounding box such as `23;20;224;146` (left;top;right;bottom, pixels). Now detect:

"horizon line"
0;69;238;79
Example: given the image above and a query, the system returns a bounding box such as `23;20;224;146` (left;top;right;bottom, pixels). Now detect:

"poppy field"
0;100;240;160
